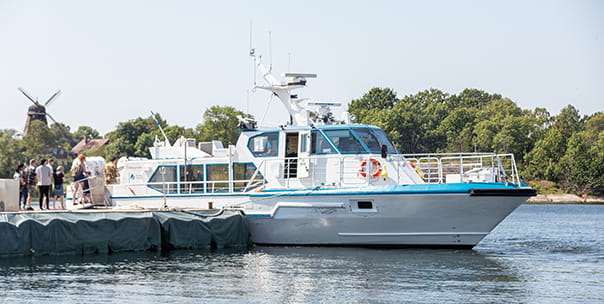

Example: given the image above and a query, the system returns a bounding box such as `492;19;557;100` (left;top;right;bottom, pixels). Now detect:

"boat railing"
255;153;521;188
107;178;265;196
401;152;521;185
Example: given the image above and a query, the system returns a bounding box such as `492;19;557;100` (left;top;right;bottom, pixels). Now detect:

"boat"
101;51;536;248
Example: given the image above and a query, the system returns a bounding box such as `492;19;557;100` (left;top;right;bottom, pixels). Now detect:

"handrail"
109;152;525;198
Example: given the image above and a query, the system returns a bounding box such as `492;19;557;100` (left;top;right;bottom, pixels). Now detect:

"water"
1;204;602;303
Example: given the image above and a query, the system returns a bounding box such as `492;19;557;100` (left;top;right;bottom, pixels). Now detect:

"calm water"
1;204;603;304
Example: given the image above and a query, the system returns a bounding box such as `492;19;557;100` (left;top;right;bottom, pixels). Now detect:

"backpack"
23;167;36;185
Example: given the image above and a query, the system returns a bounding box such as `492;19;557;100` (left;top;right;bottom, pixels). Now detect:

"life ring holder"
359;158;382;178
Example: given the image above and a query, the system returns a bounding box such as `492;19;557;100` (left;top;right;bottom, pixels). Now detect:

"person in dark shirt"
52;166;66;210
23;159;37;211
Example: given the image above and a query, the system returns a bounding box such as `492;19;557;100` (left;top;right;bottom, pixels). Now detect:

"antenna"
288;52;291;72
150;111;170;145
249;20;257;87
268;31;272;71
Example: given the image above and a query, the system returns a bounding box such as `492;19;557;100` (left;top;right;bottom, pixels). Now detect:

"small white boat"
104;52;536;248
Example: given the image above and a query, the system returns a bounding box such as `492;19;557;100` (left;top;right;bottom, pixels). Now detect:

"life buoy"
359;158;382;178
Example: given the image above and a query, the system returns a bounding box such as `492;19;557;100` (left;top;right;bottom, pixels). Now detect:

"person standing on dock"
104;157;119;184
71;154;91;204
36;158;53;210
52;166;66;209
23;159;37;211
47;159;55;176
13;164;26;210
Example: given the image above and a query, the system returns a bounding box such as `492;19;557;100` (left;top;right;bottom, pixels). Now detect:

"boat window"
148;165;177;193
300;133;308;153
233;163;263;192
311;131;336;154
324;129;365;154
371;129;398;154
248;132;279;157
352;128;382;153
179;165;204;193
207;164;229;192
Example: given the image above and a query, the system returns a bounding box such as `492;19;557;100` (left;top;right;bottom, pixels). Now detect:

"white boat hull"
245;191;528;247
109;183;534;247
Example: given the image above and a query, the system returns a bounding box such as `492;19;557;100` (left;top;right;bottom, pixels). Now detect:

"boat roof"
241;124;383;133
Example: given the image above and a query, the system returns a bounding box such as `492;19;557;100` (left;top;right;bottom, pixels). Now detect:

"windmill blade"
44;90;62;106
18;87;39;105
45;112;58;124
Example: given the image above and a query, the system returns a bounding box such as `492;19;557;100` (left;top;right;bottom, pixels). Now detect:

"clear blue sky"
1;0;602;135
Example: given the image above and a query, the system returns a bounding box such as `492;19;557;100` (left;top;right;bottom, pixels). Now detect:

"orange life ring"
359;158;382;178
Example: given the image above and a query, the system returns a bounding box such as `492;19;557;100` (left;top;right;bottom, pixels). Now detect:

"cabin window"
207;164;229;192
233;163;263;192
352;128;381;153
148;165;177;193
179;165;204;193
248;132;279;157
324;129;365;154
311;131;336;154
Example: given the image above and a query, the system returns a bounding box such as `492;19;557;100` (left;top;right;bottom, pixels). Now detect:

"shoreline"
526;194;604;205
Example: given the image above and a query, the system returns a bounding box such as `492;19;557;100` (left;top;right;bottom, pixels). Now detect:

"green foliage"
73;126;101;140
196;106;252;146
0;129;24;178
348;88;602;195
557;114;604;196
22;120;55;159
103;115;164;157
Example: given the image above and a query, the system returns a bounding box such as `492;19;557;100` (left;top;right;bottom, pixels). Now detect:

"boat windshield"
351;128;381;153
324;129;365;154
315;127;398;154
363;128;398;154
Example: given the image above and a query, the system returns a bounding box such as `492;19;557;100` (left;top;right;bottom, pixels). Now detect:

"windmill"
18;87;61;136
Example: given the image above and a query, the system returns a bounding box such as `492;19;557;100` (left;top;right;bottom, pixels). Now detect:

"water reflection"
0;246;527;303
1;205;603;303
241;246;527;303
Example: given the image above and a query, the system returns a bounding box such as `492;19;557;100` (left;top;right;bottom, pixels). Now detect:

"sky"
1;0;602;136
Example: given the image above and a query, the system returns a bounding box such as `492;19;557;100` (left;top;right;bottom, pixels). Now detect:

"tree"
21;120;55;159
0;129;24;178
50;123;76;159
522;105;583;181
73;126;101;140
104;115;165;157
558;114;604;196
436;107;477;152
348;87;398;125
196;106;252;146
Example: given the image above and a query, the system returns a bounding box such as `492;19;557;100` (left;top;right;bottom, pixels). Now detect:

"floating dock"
0;209;249;257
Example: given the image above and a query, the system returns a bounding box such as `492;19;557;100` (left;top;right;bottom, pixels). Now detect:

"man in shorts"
23;159;37;211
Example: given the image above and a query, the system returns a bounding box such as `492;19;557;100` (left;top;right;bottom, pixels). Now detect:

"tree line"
1;88;602;196
348;88;603;196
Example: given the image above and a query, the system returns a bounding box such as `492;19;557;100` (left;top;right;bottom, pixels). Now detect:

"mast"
250;51;315;126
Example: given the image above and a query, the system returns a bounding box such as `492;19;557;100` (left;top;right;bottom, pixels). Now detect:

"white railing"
403;153;521;186
108;152;523;198
259;153;522;187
